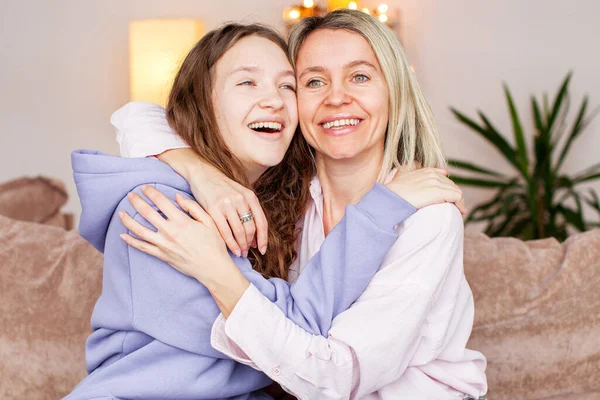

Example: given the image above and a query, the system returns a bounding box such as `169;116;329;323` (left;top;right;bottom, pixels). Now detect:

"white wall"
0;0;288;216
1;0;599;224
390;0;600;223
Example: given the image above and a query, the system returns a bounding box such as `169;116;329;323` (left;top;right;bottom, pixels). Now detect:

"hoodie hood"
72;150;190;253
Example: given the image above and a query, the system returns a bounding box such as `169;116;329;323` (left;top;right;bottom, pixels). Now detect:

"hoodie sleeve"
231;182;416;336
111;102;190;158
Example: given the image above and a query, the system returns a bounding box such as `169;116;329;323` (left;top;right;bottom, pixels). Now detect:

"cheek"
297;92;315;123
284;95;299;124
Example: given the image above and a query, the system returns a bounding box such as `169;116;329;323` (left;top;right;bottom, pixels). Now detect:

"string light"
362;7;370;14
377;3;388;13
378;13;388;23
348;1;358;10
303;0;314;8
289;8;301;19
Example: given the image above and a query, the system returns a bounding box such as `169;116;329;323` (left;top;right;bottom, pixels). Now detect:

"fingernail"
141;185;148;191
242;251;248;258
127;192;134;200
175;193;182;200
118;211;124;218
260;246;267;255
119;233;126;241
234;250;241;257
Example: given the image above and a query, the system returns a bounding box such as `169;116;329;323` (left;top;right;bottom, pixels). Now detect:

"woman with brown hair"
65;21;464;400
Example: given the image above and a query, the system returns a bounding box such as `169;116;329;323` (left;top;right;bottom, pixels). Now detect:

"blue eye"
238;80;254;86
307;79;324;88
353;74;369;83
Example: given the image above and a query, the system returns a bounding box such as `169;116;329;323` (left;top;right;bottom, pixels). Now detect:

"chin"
320;145;361;161
256;154;287;169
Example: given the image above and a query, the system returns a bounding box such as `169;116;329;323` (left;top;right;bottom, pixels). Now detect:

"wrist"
158;148;208;182
203;258;250;318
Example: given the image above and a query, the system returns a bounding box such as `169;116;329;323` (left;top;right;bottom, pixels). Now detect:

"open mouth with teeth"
248;121;283;133
321;118;361;129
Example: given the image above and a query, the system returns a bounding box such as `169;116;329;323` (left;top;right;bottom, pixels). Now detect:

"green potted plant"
449;72;600;241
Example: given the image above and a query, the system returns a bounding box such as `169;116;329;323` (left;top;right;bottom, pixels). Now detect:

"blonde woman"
119;10;487;400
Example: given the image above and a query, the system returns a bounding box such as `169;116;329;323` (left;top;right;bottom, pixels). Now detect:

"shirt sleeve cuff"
210;313;260;369
219;284;314;382
355;183;417;232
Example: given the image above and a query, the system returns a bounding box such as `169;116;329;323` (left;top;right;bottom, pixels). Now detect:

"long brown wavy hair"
166;23;315;280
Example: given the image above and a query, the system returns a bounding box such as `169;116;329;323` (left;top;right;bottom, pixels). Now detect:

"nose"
258;86;284;111
324;80;351;107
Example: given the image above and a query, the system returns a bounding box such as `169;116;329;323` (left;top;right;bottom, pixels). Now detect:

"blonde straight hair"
288;9;446;182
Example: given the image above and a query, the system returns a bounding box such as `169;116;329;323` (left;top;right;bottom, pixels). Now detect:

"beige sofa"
1;176;599;399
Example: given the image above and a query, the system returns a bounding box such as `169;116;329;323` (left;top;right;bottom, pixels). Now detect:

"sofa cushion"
0;176;69;227
464;230;600;400
0;215;103;399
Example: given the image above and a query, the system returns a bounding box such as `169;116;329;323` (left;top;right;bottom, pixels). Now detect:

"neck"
316;146;384;234
243;163;267;186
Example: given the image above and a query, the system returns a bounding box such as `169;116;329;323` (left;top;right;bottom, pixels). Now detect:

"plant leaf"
556;204;586;231
448;159;506;177
450;108;519;171
486;205;525;237
547;72;572;135
531;97;545;136
555;96;588;172
450;175;515;188
573;162;600;184
504;84;529;177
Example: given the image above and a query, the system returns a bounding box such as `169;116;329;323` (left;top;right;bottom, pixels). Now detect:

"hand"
158;149;268;258
118;185;234;286
385;168;467;216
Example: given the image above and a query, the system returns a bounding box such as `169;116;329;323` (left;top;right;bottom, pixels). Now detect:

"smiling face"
212;35;298;181
295;29;389;164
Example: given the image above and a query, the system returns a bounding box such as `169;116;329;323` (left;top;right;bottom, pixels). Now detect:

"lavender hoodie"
65;150;416;400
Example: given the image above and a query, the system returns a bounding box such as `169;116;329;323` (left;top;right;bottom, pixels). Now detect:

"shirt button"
272;367;281;376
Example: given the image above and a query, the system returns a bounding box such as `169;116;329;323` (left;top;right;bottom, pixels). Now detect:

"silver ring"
239;210;254;224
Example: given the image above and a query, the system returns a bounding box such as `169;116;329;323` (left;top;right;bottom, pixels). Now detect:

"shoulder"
399;203;463;240
115;183;192;218
375;203;464;290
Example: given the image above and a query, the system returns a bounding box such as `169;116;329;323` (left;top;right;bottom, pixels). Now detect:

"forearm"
157;148;213;183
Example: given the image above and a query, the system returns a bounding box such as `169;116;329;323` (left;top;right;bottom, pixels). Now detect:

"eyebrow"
298;60;378;81
229;66;295;79
344;60;379;71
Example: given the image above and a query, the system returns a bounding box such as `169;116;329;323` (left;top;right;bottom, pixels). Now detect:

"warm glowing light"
303;0;315;7
362;7;370;14
378;13;388;23
289;8;301;19
129;19;205;106
377;3;388;13
348;1;358;10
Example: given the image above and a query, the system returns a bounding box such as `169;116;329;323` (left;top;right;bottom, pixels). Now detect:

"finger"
435;183;465;207
141;185;186;222
241;217;256;253
119;211;162;245
207;207;241;257
233;195;255;253
244;191;269;254
225;205;249;257
119;233;168;262
127;192;168;231
175;194;212;226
